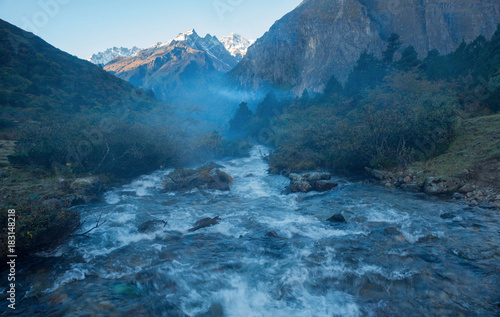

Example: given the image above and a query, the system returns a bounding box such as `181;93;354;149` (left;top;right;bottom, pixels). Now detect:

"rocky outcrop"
188;216;221;232
288;172;338;193
366;168;500;208
163;165;233;192
231;0;500;93
423;177;462;195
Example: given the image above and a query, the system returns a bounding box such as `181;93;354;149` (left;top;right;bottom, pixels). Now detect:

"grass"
410;114;500;180
0;140;16;167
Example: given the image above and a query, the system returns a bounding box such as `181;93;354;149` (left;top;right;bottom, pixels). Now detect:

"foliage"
0;200;79;257
229;27;500;173
269;72;458;172
229;102;253;135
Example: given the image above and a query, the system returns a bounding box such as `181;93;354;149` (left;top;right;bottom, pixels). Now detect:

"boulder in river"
423;177;462;195
327;213;347;223
188;216;221;232
289;172;336;193
314;180;338;192
290;181;313;193
138;220;168;233
164;165;233;192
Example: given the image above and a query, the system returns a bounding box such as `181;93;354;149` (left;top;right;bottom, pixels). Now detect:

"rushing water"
2;146;499;316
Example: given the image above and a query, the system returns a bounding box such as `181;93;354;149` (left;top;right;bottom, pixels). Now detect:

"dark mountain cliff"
231;0;500;93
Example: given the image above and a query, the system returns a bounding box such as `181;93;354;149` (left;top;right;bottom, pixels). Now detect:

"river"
2;146;499;316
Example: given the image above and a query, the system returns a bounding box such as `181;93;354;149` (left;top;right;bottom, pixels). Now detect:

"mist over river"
2;146;499;316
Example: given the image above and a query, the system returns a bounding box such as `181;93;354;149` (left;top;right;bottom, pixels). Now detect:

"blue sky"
0;0;302;59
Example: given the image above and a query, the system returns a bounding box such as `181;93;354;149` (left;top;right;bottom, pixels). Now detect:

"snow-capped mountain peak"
220;33;255;61
88;46;141;66
174;29;197;42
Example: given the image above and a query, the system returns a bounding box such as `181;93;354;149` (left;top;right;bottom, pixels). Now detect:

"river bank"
1;145;498;316
364;114;500;210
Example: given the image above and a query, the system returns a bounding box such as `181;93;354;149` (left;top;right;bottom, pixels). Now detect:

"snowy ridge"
88;47;141;66
91;30;253;72
220;33;255;61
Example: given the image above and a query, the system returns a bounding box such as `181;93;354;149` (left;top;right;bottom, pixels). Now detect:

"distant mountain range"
88;46;141;66
88;31;254;69
231;0;500;94
101;30;255;121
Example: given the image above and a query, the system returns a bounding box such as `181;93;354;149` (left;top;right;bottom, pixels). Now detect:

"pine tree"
229;102;253;134
397;45;420;71
383;33;402;64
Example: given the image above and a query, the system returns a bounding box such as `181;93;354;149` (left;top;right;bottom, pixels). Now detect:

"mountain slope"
104;41;219;101
0;19;163;124
231;0;500;93
103;30;245;121
88;46;141;66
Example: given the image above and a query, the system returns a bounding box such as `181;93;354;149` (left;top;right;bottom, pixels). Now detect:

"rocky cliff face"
231;0;500;93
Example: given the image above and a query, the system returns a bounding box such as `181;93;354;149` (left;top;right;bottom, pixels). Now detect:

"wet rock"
164;165;233;192
113;284;141;297
307;172;323;182
452;192;464;200
188;216;221;232
401;183;422;192
207;162;225;169
314;180;338;191
246;174;255;178
370;169;393;181
266;231;280;238
288;173;304;182
403;176;412;183
327;213;346;223
290;181;313;193
423;177;462;195
162;199;180;206
458;183;475;193
384;227;400;235
478;202;495;209
137;220;167;233
469;200;479;207
440;213;456;219
320;172;332;180
419;253;440;263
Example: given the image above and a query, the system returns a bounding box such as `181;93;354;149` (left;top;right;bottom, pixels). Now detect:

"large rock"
423;177;462;195
314;180;338;191
289;172;336;193
164;165;233;192
327;213;347;223
290;181;313;193
138;220;168;233
188;216;221;232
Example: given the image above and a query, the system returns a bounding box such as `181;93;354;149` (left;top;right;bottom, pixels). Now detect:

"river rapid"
2;145;499;316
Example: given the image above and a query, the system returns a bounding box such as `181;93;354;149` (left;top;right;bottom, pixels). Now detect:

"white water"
3;146;499;316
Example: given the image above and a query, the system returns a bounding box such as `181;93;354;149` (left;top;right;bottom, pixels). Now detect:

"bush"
0;200;79;257
269;71;459;172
